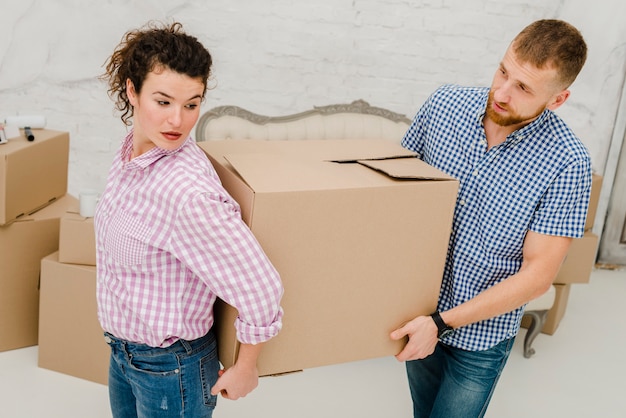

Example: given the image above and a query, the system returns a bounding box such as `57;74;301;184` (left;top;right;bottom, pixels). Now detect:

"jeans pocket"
200;351;220;407
128;352;181;377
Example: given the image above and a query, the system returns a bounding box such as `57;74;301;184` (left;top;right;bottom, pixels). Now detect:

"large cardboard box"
59;206;96;266
0;194;77;352
0;129;69;225
553;231;599;284
38;252;109;385
199;139;459;376
585;173;603;231
522;283;571;335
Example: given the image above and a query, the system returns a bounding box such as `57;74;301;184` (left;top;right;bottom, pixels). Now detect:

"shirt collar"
122;130;190;169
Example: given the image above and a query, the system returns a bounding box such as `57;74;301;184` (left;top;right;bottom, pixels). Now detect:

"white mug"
79;190;100;217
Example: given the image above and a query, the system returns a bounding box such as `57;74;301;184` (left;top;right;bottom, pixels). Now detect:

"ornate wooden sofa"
195;100;555;358
195;100;411;142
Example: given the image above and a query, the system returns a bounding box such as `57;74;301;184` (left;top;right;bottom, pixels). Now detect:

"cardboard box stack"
199;139;459;376
0;130;70;352
36;183;107;385
0;128;106;384
522;173;603;335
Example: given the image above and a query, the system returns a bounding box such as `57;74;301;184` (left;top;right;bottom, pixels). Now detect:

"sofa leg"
523;310;549;358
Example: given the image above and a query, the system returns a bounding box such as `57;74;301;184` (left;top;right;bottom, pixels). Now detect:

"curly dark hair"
101;21;213;125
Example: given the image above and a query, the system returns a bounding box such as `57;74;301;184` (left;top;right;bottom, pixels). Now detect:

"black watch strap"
430;311;453;339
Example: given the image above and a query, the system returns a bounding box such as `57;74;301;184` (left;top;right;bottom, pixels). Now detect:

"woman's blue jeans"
405;337;515;418
104;330;220;418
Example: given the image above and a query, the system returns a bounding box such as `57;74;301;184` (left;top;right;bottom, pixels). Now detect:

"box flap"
317;140;417;162
12;194;78;223
224;152;435;193
357;158;456;181
223;152;455;193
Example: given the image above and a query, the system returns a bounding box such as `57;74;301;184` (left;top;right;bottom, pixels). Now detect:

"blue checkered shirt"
402;85;592;351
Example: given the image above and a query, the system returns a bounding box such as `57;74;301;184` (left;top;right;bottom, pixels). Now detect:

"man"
390;19;592;418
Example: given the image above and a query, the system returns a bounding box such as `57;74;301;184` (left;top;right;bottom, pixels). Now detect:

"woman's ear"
547;89;570;111
126;78;137;106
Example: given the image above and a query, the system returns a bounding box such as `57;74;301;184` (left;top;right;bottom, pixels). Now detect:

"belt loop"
179;339;193;354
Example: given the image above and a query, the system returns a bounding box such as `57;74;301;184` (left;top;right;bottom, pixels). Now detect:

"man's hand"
210;362;259;400
390;315;439;362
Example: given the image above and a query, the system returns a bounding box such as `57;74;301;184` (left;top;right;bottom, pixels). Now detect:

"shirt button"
473;170;479;176
104;336;112;344
459;199;466;206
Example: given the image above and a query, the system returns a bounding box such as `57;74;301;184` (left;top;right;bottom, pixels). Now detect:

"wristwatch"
430;311;454;339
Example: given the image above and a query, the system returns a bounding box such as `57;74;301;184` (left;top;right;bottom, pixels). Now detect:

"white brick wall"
1;0;624;196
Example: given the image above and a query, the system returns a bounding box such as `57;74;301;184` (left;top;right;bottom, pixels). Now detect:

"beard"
485;90;544;127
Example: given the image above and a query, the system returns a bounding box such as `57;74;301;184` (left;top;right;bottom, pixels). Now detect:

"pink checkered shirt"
95;131;283;348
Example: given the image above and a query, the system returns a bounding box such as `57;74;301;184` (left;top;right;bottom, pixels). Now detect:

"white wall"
1;0;625;200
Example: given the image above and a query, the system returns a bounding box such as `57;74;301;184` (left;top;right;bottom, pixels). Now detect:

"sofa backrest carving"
195;100;412;143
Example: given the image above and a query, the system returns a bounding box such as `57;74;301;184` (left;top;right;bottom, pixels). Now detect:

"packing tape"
5;115;46;129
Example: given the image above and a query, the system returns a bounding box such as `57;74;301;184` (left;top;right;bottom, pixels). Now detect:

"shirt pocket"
478;176;538;257
105;209;152;266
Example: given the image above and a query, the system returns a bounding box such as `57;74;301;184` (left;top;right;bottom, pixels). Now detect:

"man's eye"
158;100;170;105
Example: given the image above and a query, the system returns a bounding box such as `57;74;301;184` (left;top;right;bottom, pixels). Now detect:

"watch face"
439;327;454;339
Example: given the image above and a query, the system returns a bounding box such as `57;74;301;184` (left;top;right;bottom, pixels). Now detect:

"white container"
79;190;100;217
5;115;46;129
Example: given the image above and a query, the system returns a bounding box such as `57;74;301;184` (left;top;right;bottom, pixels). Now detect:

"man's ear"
547;89;570;111
126;78;137;106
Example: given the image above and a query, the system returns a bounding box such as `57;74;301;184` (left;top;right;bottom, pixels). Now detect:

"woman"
96;21;284;418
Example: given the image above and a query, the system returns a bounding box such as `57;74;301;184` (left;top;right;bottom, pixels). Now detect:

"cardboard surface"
0;129;69;225
585;173;603;231
38;252;109;385
522;283;571;335
199;139;459;376
553;231;599;284
59;207;96;266
0;194;77;352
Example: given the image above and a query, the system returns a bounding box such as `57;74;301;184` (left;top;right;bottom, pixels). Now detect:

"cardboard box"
199;139;459;375
0;129;69;225
59;208;96;266
585;173;603;231
38;252;109;385
0;194;77;352
522;283;571;335
553;231;599;284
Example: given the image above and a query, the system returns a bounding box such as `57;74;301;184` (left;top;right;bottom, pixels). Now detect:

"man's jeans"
105;330;220;418
406;337;515;418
